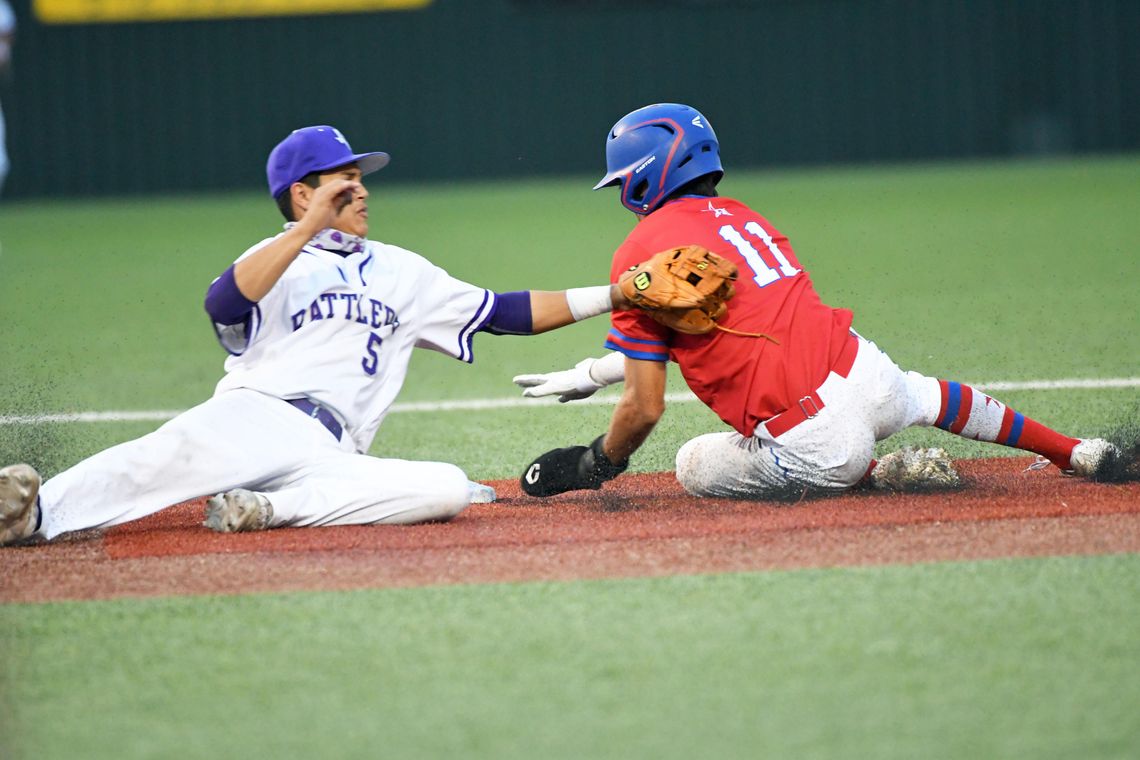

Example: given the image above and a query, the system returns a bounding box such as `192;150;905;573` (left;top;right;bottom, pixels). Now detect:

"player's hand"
513;358;604;403
300;179;362;231
520;435;628;497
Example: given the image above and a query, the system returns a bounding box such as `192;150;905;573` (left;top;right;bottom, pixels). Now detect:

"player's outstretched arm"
484;286;630;338
513;352;626;402
519;357;664;497
527;287;630;334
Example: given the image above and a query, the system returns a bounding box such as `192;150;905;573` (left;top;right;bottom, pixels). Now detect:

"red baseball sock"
934;380;1079;468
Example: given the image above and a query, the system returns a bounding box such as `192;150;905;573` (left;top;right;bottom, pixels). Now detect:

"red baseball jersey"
606;196;854;437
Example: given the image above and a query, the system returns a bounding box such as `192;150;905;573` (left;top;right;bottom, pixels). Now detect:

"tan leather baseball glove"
618;245;738;335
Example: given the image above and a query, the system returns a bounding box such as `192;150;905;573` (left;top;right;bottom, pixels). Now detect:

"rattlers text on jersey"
213;227;494;453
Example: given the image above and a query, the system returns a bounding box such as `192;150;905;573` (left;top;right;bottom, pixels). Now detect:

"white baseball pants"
674;335;943;499
38;389;473;539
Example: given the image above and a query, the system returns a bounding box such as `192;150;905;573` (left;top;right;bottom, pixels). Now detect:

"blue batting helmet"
593;103;723;214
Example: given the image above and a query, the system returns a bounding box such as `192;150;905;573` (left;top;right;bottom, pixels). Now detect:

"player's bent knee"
675;435;719;497
424;464;474;521
374;462;472;525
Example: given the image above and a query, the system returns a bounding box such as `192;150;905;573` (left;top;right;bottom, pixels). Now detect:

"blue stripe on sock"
1006;412;1025;446
938;382;962;430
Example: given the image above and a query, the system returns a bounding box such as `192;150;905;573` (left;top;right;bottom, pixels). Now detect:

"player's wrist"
609;283;632;310
565;285;615;321
587;435;629;478
518;434;628;497
572;358;604;392
586;352;626;388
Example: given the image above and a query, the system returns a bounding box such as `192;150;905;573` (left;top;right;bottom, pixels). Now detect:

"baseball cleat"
203;489;273;533
466;481;497;504
0;464;42;546
870;447;960;492
1065;438;1121;480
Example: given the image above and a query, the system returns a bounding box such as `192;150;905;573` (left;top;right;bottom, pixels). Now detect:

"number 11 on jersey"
718;222;800;287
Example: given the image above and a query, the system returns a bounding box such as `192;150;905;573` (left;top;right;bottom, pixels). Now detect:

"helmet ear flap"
629;178;649;203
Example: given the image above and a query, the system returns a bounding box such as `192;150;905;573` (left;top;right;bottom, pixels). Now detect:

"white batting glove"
514;352;626;402
514;358;605;403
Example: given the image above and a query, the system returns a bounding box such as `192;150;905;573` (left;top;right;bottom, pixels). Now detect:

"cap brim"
355;152;390;175
592;172;623;191
314;151;389;178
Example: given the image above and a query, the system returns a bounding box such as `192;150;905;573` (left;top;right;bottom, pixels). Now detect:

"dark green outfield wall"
4;0;1138;198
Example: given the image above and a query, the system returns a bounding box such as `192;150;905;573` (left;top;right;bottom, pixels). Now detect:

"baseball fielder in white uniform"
0;125;629;544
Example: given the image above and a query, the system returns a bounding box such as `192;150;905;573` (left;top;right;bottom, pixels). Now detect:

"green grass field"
1;157;1138;759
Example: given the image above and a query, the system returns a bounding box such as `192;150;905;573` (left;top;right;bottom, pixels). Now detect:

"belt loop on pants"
286;398;344;441
761;332;860;439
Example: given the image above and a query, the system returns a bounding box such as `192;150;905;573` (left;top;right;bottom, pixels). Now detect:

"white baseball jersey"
213;233;495;453
37;231;498;539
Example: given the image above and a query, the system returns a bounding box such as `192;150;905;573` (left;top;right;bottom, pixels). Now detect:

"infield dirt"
2;457;1138;603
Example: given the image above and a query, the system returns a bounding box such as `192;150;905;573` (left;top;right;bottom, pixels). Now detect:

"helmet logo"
634;156;657;174
633;272;652;291
691;116;705;128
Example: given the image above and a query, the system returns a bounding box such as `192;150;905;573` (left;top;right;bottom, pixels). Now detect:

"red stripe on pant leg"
949;384;974;435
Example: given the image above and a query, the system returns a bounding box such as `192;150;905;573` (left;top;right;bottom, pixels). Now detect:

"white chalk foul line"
1;377;1137;425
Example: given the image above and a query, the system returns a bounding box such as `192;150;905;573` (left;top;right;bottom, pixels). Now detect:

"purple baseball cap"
266;125;390;198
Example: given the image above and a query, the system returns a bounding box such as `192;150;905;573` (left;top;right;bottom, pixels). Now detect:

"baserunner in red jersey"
515;103;1123;499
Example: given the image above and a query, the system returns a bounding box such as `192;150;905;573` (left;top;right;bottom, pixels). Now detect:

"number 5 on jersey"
718;222;800;287
362;332;383;375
